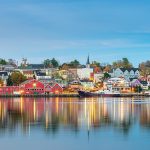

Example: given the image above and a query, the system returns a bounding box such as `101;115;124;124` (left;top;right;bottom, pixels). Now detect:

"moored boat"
78;89;121;97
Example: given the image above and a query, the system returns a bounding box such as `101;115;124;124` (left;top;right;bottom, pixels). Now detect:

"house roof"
129;78;138;82
140;81;148;85
20;79;44;86
110;68;139;73
35;71;46;76
0;71;8;76
44;81;63;89
119;68;139;73
22;70;34;74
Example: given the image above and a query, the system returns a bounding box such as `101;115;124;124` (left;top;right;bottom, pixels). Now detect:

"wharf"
0;93;149;98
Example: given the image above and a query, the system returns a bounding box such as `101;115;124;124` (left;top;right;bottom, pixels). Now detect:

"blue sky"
0;0;150;66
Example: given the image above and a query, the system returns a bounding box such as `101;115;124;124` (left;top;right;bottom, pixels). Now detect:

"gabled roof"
45;84;52;88
119;68;139;73
20;79;44;86
44;82;63;89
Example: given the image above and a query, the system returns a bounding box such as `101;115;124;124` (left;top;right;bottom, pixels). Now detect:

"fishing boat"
78;89;121;97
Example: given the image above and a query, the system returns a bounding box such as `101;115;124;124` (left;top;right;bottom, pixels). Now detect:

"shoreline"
0;93;149;98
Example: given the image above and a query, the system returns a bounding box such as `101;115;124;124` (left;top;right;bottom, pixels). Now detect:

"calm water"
0;97;150;150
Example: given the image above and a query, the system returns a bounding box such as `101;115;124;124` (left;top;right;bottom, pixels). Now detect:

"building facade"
110;68;140;80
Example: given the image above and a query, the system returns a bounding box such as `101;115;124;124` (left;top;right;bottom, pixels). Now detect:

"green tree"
0;59;7;65
43;58;59;68
51;58;59;68
103;72;111;80
134;86;142;93
122;58;132;68
44;59;51;68
7;75;13;86
69;59;80;68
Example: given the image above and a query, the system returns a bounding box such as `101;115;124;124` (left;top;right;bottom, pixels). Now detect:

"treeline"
43;58;133;70
1;57;150;75
43;57;150;75
43;58;81;69
0;58;17;66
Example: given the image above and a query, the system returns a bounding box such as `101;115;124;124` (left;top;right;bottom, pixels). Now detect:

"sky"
0;0;150;66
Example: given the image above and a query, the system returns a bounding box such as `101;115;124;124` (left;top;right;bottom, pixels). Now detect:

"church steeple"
86;54;90;68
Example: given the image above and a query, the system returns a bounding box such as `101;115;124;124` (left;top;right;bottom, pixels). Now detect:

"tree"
7;75;13;86
69;59;80;68
0;59;7;65
134;86;142;93
139;60;150;77
43;59;51;68
51;58;59;68
91;61;100;67
103;72;111;80
9;72;27;86
0;78;4;86
43;58;59;68
103;65;111;72
60;63;70;70
59;60;81;69
8;59;17;67
112;58;133;69
122;58;132;68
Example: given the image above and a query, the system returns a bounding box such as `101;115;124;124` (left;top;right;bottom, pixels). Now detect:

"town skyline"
0;0;150;67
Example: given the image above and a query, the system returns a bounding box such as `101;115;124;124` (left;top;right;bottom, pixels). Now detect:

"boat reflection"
0;97;150;135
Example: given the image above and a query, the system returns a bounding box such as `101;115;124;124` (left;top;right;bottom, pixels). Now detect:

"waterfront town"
0;56;149;96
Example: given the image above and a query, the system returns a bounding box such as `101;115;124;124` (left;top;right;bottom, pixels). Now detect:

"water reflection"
0;97;150;136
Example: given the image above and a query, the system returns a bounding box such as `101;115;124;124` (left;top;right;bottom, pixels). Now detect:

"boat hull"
78;90;121;97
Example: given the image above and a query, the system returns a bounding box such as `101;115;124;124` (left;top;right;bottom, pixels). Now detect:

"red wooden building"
45;83;63;94
20;79;45;95
0;79;63;95
0;86;19;95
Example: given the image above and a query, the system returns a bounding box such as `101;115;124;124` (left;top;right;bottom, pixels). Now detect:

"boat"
78;89;121;97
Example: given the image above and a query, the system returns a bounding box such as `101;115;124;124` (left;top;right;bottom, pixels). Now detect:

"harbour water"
0;97;150;150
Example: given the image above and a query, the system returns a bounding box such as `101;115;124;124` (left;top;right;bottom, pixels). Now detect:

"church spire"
86;54;90;68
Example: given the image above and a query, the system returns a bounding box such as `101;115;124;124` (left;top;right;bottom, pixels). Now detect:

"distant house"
130;79;141;87
76;55;94;80
93;73;104;83
34;70;51;80
77;68;93;80
140;81;149;90
107;77;129;87
68;81;82;90
0;71;9;85
110;68;140;80
21;70;34;79
0;65;16;72
80;79;94;89
0;86;19;95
